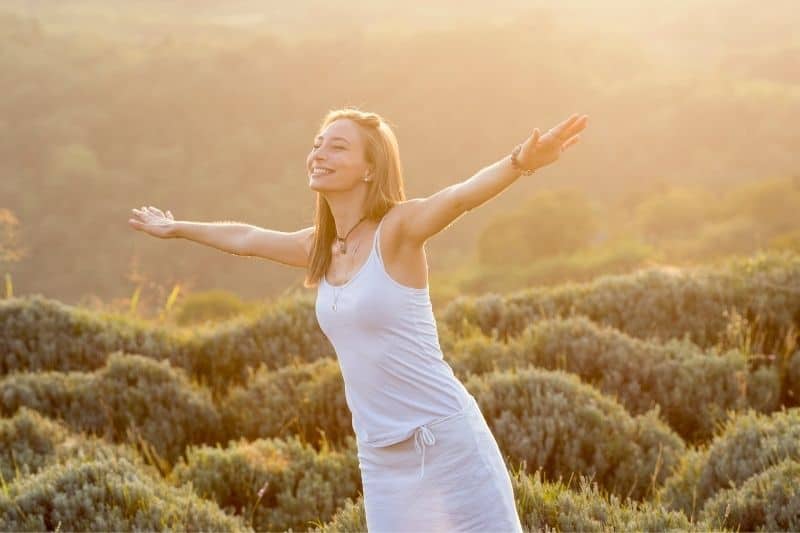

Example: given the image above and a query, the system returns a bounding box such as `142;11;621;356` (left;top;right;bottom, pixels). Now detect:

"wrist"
168;221;184;238
510;144;537;176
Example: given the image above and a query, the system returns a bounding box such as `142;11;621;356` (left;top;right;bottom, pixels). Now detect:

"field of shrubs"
1;249;798;531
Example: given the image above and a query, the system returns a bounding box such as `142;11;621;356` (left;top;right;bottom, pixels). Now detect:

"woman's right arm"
130;206;315;268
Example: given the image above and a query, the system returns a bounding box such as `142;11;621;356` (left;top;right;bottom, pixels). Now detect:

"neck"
324;189;370;238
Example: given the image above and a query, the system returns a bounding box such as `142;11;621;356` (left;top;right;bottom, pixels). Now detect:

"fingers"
131;206;170;220
552;114;588;140
548;114;578;138
525;128;541;147
148;205;166;218
562;135;580;151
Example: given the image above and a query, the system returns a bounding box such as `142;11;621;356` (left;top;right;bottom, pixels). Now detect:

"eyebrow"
315;135;351;144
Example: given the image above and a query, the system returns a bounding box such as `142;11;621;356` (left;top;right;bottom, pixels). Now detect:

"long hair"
304;108;406;288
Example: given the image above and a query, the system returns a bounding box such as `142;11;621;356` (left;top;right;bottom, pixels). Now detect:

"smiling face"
307;118;373;193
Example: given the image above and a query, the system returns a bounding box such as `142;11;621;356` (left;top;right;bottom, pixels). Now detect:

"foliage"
700;458;800;532
463;366;686;501
477;189;599;267
658;407;800;520
448;315;781;443
0;293;334;394
631;186;714;242
0;294;187;376
170;435;360;532
0;352;221;464
0;407;150;484
221;358;352;449
442;250;800;358
0;456;248;531
172;289;258;326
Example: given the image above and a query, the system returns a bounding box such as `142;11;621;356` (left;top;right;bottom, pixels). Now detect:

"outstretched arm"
397;113;588;246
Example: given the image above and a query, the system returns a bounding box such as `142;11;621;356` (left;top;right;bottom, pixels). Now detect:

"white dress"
315;214;523;532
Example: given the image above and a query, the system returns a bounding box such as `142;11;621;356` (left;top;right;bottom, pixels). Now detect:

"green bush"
0;293;335;395
311;495;367;533
463;366;686;501
0;352;221;464
0;294;186;375
190;292;334;392
173;289;257;326
0;407;71;483
170;435;361;532
513;467;718;532
511;319;781;442
700;458;800;532
221;358;352;449
0;408;155;486
659;407;800;519
442;250;800;359
447;316;779;443
0;456;248;531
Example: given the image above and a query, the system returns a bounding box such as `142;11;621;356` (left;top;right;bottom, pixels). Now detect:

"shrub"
512;467;717;532
173;289;256;326
442;250;800;359
221;358;352;449
447;316;779;443
190;292;334;392
0;293;335;395
463;366;686;501
659;407;800;519
511;318;778;442
0;407;71;482
170;435;361;532
0;352;221;464
0;294;185;376
700;458;800;532
0;456;247;531
0;407;152;484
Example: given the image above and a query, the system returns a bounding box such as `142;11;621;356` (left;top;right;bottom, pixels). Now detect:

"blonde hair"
304;107;406;288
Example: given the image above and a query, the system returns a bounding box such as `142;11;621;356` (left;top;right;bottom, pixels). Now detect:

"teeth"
312;168;333;174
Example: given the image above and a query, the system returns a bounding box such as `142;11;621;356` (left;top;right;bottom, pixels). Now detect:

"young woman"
129;107;588;532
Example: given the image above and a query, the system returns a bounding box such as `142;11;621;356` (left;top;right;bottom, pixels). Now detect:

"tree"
477;189;598;267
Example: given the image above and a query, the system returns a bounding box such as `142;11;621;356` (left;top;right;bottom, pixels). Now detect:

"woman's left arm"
398;113;589;246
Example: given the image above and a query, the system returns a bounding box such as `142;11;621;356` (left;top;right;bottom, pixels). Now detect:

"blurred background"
2;0;798;323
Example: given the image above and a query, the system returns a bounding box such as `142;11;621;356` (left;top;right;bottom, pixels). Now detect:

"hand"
517;113;589;172
128;205;177;239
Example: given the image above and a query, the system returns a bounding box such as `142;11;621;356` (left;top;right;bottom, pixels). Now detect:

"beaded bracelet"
510;144;537;175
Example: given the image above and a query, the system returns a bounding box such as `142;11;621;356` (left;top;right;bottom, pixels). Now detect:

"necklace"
335;215;367;255
331;237;363;311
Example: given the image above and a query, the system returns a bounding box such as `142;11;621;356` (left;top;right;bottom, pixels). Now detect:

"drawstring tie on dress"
413;425;436;480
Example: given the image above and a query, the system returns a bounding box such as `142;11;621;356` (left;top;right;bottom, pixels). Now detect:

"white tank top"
315;214;472;447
